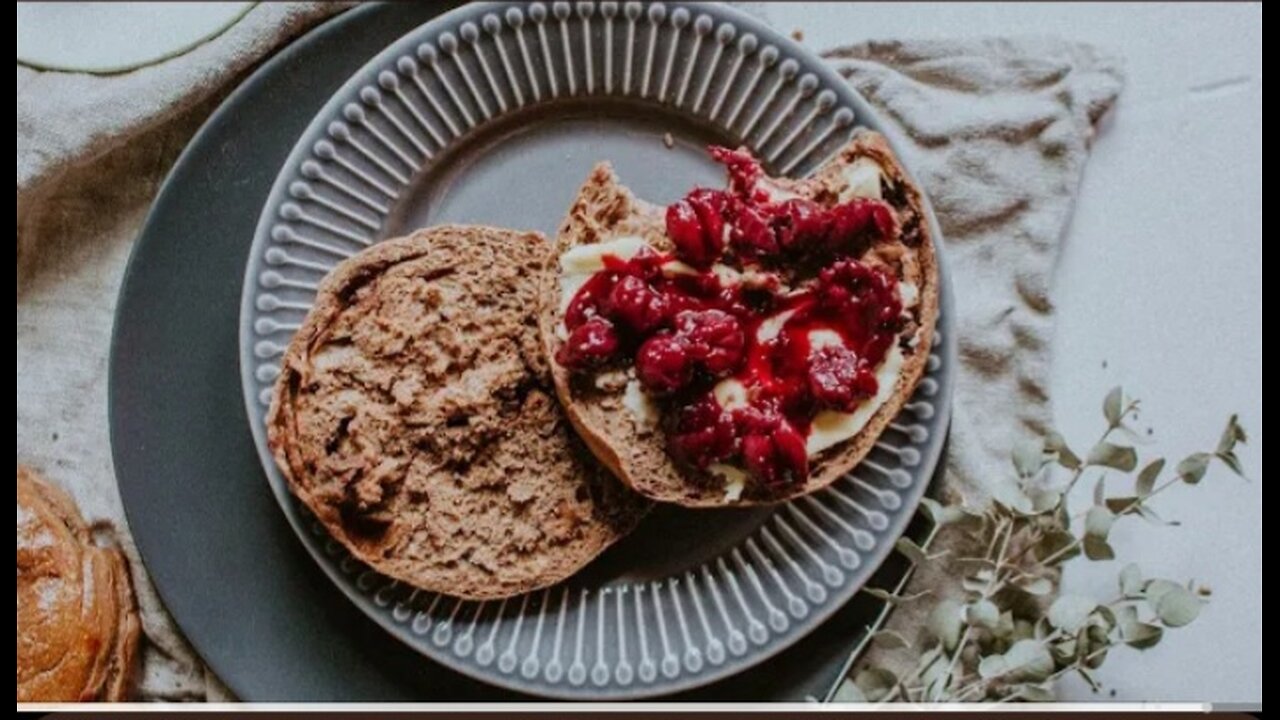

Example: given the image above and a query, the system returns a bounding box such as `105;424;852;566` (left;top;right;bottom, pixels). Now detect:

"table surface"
763;1;1262;705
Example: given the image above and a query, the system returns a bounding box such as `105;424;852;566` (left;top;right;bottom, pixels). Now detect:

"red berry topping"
669;393;738;469
556;316;620;369
826;199;896;254
605;275;670;333
772;198;832;252
665;189;729;268
807;345;879;412
635;333;694;395
742;421;808;486
674;309;745;377
563;271;616;331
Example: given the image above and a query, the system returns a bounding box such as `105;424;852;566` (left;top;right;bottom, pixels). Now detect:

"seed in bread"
267;225;650;600
540;130;939;506
17;466;140;702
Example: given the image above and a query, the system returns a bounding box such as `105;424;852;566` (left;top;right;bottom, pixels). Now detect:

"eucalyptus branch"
833;388;1249;704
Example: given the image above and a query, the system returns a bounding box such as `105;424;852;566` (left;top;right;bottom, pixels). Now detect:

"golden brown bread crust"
267;225;649;600
540;130;939;506
17;466;140;702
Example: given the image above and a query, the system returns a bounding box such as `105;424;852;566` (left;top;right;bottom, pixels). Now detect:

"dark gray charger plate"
110;2;944;701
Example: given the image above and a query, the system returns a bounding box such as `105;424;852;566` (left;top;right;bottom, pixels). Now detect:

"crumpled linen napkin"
15;2;1121;700
821;37;1123;684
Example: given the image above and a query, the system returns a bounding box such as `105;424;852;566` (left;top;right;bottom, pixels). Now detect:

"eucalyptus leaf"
1001;639;1055;682
1176;452;1211;484
920;497;967;527
853;667;899;702
1036;529;1079;564
977;654;1007;679
1143;579;1182;605
870;629;911;650
1216;413;1247;454
1048;595;1097;633
1119;563;1143;598
832;679;867;703
1019;681;1057;701
928;600;965;651
1105;496;1142;516
1123;622;1163;650
1084;506;1115;539
1093;475;1107;507
1018;576;1055;596
896;537;928;565
1045;430;1081;469
1217;450;1244;477
1135;458;1165;495
1012;437;1045;478
1083;535;1115;561
1154;585;1202;627
966;599;1001;629
1103;386;1124;426
1087;442;1138;471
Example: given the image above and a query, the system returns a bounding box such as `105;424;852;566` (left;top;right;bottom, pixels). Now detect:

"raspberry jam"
557;147;906;495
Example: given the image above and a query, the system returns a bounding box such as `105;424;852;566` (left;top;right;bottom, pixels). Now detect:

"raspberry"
665;189;729;269
708;145;764;197
563;271;616;331
808;345;878;412
741;421;808;486
674;309;745;377
669;393;738;469
729;202;780;259
817;259;903;335
826;198;896;254
555;317;620;369
605;275;670;333
635;333;694;394
772;199;831;252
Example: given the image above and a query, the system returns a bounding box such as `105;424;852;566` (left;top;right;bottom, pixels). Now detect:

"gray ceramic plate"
240;0;955;700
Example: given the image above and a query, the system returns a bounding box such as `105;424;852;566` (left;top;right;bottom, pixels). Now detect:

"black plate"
109;2;940;701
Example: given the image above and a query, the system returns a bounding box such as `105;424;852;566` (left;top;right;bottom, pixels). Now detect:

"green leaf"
1084;506;1115;539
1093;475;1107;507
1216;413;1248;454
1002;639;1055;682
1103;386;1124;426
1017;576;1055;596
1119;563;1143;597
966;598;1001;629
1105;496;1141;516
1143;579;1182;604
920;497;968;527
1123;622;1164;650
870;629;911;650
853;667;898;702
1083;535;1115;561
1176;452;1211;484
1017;681;1057;702
1012;437;1045;478
1135;458;1165;495
1217;450;1244;477
831;679;867;703
977;654;1008;679
1088;442;1138;471
928;600;965;651
1154;585;1202;627
1045;430;1081;469
895;537;928;565
1036;529;1080;564
1048;595;1097;633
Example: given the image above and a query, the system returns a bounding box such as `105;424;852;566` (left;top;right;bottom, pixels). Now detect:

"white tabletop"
763;1;1262;704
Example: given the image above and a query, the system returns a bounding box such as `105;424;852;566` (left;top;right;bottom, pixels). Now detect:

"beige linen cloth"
16;3;1122;701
